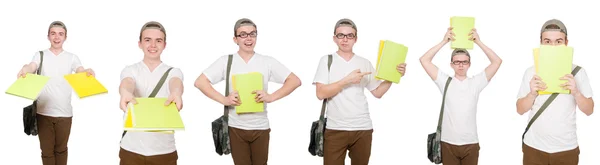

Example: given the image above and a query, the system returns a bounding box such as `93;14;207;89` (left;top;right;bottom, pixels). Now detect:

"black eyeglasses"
452;60;471;65
335;33;356;39
236;31;257;38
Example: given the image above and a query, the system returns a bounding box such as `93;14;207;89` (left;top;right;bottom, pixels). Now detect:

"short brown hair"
233;18;257;37
47;21;67;36
334;18;357;36
139;21;167;41
451;48;470;61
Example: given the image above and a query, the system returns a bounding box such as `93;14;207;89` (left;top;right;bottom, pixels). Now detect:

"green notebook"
5;73;50;100
537;45;573;94
232;72;264;114
124;98;185;131
375;40;408;83
450;16;475;50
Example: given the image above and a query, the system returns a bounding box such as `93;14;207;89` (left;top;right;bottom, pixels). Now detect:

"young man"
419;27;502;165
195;18;301;165
16;21;95;165
118;21;184;165
516;19;594;165
312;18;407;165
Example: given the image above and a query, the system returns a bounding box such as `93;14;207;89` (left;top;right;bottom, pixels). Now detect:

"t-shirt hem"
119;145;177;156
440;139;479;146
523;140;579;153
36;112;73;118
325;126;374;131
228;124;270;130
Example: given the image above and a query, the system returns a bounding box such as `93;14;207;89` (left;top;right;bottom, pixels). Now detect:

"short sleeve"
71;54;83;73
31;51;41;66
267;57;292;84
473;71;489;92
312;55;329;85
517;67;534;99
434;70;451;94
120;66;135;81
574;67;593;98
365;60;382;91
202;55;228;85
166;68;184;88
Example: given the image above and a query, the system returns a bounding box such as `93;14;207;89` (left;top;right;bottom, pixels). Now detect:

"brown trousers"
323;129;373;165
37;114;72;165
522;143;579;165
229;127;271;165
119;148;178;165
441;142;480;165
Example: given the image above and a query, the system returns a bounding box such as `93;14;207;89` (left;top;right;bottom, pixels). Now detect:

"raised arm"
471;29;502;81
420;27;454;81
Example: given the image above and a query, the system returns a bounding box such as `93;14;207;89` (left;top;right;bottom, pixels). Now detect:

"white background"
0;0;598;164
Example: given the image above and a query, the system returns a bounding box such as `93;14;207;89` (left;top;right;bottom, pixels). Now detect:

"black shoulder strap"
224;54;234;118
37;51;43;75
319;54;333;121
436;77;452;132
149;67;174;98
522;66;582;140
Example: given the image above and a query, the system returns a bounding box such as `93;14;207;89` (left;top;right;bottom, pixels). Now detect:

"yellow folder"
5;73;50;100
533;48;552;95
123;98;185;131
450;16;475;50
64;73;108;98
537;45;573;94
232;72;264;114
375;40;408;84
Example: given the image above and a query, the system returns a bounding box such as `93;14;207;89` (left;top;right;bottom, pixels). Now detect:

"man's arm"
471;29;502;81
267;73;301;102
516;93;536;115
370;81;391;99
119;77;136;111
75;66;95;76
17;62;38;78
574;94;593;116
166;77;184;110
195;74;228;105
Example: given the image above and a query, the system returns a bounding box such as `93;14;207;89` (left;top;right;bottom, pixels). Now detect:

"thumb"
165;96;174;106
130;98;138;105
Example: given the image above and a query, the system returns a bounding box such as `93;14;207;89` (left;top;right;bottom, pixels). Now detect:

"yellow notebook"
123;98;185;131
537;45;573;94
64;73;108;98
232;72;264;114
450;16;475;50
375;40;408;84
533;48;552;95
5;73;50;100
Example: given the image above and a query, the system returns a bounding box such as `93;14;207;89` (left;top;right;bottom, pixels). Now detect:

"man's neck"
454;74;467;81
336;49;354;61
49;47;63;56
238;50;255;63
143;57;162;72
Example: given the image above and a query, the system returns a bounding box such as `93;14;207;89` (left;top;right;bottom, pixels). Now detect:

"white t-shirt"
203;53;292;130
434;70;489;145
312;53;382;131
119;61;184;156
31;49;82;117
517;65;593;153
